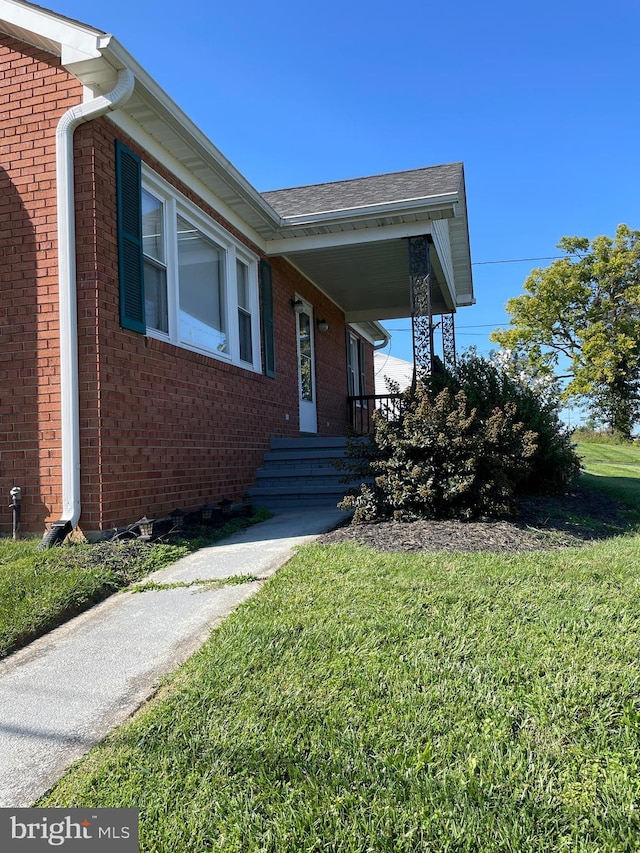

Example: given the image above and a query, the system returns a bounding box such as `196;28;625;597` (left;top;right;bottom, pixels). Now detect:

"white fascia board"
280;193;458;227
61;39;104;68
349;321;390;347
430;219;456;308
266;220;434;256
108;111;269;251
0;0;104;59
102;38;283;233
456;294;477;307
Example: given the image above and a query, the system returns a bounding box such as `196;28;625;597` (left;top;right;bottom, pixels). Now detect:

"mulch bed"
318;485;635;554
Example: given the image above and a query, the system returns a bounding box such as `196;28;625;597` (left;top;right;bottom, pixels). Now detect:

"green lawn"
0;511;269;660
579;441;640;470
39;443;640;851
578;438;640;512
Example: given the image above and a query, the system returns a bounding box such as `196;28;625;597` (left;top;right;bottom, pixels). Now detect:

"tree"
491;224;640;440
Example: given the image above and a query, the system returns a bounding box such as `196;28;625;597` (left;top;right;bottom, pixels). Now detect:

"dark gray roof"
261;162;463;218
15;0;105;34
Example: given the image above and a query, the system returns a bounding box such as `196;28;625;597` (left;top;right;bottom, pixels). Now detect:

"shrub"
340;383;538;522
340;351;581;523
450;351;581;494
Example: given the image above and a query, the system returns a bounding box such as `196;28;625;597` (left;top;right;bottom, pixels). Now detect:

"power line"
457;323;504;329
472;254;580;266
385;323;507;332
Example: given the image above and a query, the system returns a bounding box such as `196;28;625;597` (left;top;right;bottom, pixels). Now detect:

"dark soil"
318;485;637;553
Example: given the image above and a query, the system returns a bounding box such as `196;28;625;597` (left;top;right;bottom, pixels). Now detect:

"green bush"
341;384;538;522
450;351;581;494
340;352;581;523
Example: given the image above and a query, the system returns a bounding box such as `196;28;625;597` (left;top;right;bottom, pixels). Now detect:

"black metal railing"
348;393;405;435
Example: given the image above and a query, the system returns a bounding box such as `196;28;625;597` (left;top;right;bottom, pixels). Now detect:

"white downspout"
53;69;135;533
374;334;391;351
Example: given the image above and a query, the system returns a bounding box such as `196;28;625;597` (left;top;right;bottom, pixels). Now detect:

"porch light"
136;516;154;541
169;508;185;529
200;502;215;523
219;498;232;516
316;319;329;333
291;298;304;314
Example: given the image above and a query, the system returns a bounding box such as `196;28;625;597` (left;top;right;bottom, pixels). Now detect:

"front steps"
249;436;367;510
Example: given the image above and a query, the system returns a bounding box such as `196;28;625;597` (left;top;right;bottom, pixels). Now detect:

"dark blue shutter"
260;260;275;377
115;140;145;333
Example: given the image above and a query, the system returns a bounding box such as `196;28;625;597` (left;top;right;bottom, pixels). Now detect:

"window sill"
144;331;262;374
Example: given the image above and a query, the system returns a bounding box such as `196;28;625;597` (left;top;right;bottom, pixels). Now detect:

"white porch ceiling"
271;236;452;322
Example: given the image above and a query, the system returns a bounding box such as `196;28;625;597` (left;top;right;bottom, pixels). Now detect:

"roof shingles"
261;162;463;218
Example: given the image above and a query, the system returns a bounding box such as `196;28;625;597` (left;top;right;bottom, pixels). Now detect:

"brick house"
0;0;474;537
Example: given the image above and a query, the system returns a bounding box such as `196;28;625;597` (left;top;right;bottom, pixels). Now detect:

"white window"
142;189;168;334
141;169;260;371
177;214;227;354
236;259;253;364
347;331;367;406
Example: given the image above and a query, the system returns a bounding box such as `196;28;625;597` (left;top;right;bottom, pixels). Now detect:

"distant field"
579;441;640;469
577;440;640;512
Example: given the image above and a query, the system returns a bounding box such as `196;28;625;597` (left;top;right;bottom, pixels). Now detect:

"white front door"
296;298;317;433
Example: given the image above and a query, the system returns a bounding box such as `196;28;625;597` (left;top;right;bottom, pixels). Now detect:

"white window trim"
141;166;261;373
347;330;367;407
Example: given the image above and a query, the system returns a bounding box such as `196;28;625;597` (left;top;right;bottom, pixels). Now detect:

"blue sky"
49;0;639;372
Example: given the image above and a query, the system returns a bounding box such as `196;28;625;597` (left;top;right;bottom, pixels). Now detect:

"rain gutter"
47;67;134;541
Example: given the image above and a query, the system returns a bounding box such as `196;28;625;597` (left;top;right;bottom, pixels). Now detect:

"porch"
262;163;473;442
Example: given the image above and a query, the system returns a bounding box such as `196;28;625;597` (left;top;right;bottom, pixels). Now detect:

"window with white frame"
347;330;367;405
177;214;227;354
141;189;168;333
236;259;253;364
138;168;260;370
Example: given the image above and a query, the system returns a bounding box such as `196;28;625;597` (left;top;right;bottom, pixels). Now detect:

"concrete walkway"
0;508;345;807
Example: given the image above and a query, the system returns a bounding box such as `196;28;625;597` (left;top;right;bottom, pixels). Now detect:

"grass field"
37;442;640;851
579;438;640;512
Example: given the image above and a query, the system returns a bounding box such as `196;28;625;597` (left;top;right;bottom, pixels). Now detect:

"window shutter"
260;259;275;377
115;140;145;333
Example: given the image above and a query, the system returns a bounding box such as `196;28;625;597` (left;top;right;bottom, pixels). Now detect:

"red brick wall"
72;120;359;531
0;34;372;534
0;35;82;535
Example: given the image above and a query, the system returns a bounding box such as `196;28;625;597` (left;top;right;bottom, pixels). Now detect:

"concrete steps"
249;436;367;510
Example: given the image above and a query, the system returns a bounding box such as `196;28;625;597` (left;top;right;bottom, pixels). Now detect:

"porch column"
441;311;457;370
408;235;434;381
